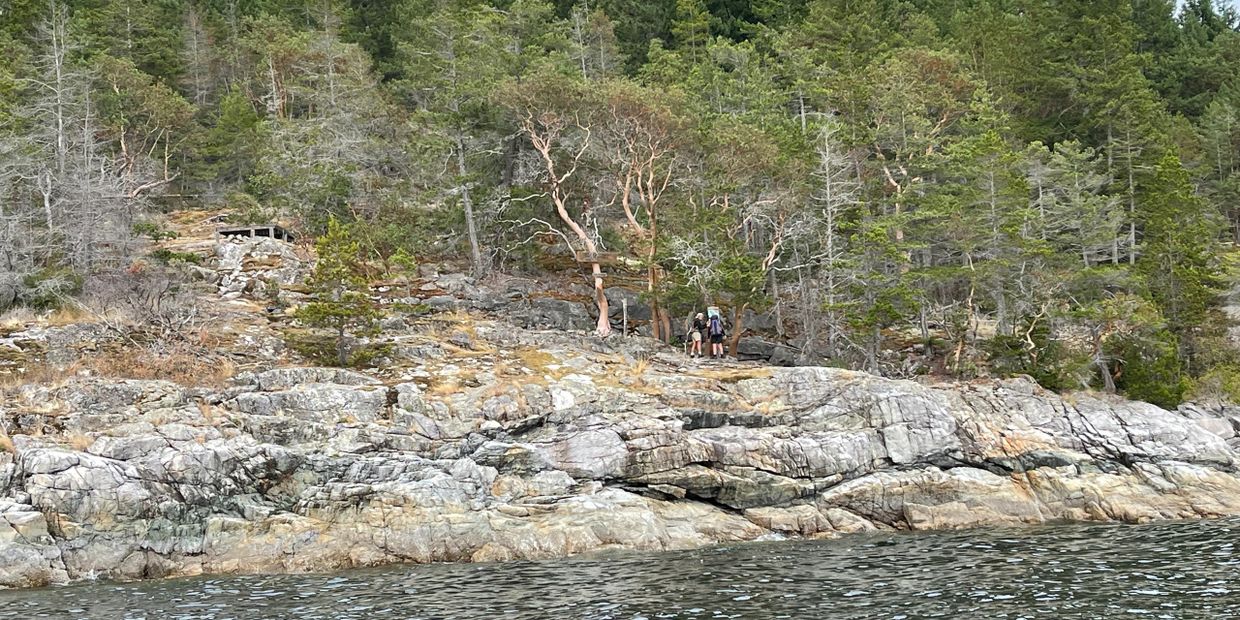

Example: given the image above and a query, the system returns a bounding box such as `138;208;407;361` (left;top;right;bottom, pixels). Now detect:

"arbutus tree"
598;80;689;342
504;72;613;336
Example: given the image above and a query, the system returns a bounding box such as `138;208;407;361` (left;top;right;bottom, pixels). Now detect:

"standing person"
689;313;706;358
707;307;726;360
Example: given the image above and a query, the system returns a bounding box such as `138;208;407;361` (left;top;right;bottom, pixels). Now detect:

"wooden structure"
573;250;623;266
216;224;296;243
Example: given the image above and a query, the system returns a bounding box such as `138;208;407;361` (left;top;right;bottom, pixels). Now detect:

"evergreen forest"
3;0;1240;407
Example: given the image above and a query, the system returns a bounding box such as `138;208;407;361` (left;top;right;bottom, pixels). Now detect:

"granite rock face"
3;347;1240;588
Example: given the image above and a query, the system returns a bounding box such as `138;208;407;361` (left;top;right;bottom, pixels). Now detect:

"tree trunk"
727;304;747;358
1096;353;1116;393
868;325;881;375
1126;136;1137;265
523;116;607;336
770;271;785;337
648;266;664;342
1094;330;1116;393
336;324;348;368
592;261;610;336
501;136;518;191
455;136;485;276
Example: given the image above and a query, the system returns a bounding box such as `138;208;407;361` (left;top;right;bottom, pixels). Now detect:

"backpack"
709;316;724;337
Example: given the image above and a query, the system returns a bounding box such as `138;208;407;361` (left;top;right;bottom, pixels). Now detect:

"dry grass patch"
628;356;653;377
591;355;660;395
45;306;91;326
2;304;96;331
596;376;664;396
688;366;774;384
64;432;93;452
510;348;568;383
0;430;14;454
197;401;221;425
438;340;493;358
0;307;37;330
480;379;520;400
754;399;786;415
0;361;81;391
417;310;498;356
423;364;485;397
81;346;237;388
425;377;463;397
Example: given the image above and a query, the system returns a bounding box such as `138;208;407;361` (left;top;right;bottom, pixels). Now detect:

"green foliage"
284;329;392;369
74;0;189;80
3;0;1240;401
228;192;279;226
1189;364;1240;404
389;248;418;276
712;252;768;311
193;89;265;190
1112;330;1189;409
20;267;83;311
133;221;178;242
149;249;202;265
1138;151;1224;346
294;217;382;367
986;323;1086;392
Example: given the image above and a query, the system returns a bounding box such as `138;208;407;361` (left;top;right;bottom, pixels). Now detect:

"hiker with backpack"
688;312;706;358
706;307;726;360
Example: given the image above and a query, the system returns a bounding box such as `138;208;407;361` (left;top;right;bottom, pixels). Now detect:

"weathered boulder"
244;367;381;391
604;288;651;321
0;272;18;311
0;499;67;588
741;308;778;332
512;298;593;331
214;237;307;301
233;384;387;424
735;337;777;361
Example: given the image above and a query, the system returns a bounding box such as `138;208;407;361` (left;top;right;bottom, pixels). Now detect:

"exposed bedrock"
3;358;1240;588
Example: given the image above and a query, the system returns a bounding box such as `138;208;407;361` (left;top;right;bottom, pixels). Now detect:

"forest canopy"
2;0;1240;407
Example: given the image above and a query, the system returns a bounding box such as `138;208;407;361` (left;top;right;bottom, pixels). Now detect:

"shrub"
20;266;83;311
1188;364;1240;404
1111;330;1188;409
985;322;1086;392
132;220;179;242
284;329;389;368
228;192;278;226
149;249;203;265
84;262;201;339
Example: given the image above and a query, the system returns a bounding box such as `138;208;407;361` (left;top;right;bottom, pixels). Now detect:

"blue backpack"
709;316;724;337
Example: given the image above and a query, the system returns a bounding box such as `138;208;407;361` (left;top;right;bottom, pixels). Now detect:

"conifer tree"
296;216;380;367
194;87;264;192
670;0;710;63
1138;150;1223;360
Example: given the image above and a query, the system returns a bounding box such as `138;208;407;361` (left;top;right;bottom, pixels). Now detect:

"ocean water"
4;518;1239;619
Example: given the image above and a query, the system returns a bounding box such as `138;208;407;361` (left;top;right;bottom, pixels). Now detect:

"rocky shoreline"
3;328;1240;588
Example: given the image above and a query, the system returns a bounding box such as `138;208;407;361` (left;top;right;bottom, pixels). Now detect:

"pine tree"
670;0;710;63
1138;150;1223;360
194;87;264;192
395;1;516;276
1042;141;1123;267
296;216;381;367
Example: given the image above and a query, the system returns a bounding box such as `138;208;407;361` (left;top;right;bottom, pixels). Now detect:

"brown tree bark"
523;113;611;336
727;303;747;358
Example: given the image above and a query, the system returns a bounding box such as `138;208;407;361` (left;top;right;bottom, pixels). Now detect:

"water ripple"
3;519;1240;619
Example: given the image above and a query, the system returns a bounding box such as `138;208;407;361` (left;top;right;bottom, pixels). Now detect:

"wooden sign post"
622;299;628;338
